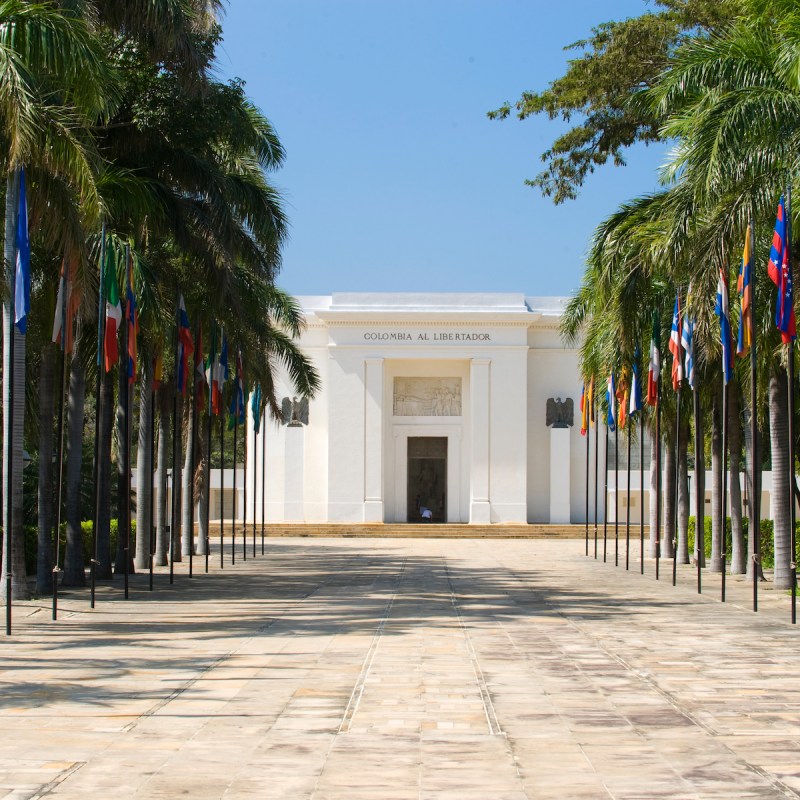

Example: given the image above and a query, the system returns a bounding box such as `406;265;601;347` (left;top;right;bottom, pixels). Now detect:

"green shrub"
687;516;793;570
10;519;136;575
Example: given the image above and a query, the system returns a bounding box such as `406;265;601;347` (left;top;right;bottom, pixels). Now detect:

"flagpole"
52;265;68;619
614;418;619;566
626;427;631;570
721;377;729;603
206;323;215;575
252;407;257;558
123;248;133;600
242;390;247;562
220;412;225;569
585;391;590;556
790;342;796;623
150;367;156;591
261;405;266;555
189;318;199;578
603;421;609;563
594;397;599;559
694;385;703;594
788;184;797;624
656;379;662;581
750;216;760;612
169;293;179;586
640;416;644;574
90;225;107;609
673;383;681;587
233;404;239;566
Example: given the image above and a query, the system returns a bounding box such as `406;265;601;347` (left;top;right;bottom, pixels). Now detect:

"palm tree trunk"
728;381;745;574
662;425;675;559
155;383;170;566
677;414;690;564
134;365;153;569
649;423;658;557
710;387;724;572
36;344;55;595
2;171;30;601
61;323;86;587
181;395;195;556
743;401;764;580
95;368;114;578
196;414;209;556
770;368;794;589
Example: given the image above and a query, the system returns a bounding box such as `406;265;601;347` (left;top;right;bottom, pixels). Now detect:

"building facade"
248;293;589;525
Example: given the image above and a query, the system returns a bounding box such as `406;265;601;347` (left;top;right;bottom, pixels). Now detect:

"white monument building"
248;293;588;525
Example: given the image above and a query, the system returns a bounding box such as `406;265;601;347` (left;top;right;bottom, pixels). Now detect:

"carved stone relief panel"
393;377;462;417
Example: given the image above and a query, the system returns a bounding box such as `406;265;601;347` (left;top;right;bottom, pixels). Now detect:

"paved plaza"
1;537;800;799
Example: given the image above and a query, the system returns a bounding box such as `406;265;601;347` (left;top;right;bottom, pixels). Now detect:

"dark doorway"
407;437;447;523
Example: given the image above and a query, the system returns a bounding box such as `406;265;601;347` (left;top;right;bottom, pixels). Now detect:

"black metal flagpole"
90;224;107;609
594;394;599;559
603;420;609;563
122;246;131;600
4;169;18;635
220;409;224;569
242;390;247;562
788;185;797;624
189;318;199;578
750;216;760;612
52;263;68;619
640;415;645;574
149;362;156;591
169;292;179;586
206;323;215;574
614;416;619;566
585;385;590;556
261;404;266;555
694;383;702;594
252;405;257;558
673;380;681;587
232;386;238;567
626;425;631;570
656;379;662;581
721;377;729;603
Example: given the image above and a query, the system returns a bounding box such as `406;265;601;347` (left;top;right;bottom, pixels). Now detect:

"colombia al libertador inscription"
363;331;491;341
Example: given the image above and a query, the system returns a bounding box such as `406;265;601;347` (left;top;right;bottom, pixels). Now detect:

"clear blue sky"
217;0;667;298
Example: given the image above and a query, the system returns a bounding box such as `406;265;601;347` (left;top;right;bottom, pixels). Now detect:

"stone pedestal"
284;425;305;521
549;427;571;523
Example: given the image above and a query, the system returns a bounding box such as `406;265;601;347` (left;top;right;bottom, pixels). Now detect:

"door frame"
392;425;462;523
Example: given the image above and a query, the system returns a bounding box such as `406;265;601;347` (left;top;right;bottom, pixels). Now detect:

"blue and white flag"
14;168;30;334
606;373;616;432
682;300;696;391
715;268;734;385
629;347;643;417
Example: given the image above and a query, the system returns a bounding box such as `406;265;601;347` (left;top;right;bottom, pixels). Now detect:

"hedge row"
18;520;135;576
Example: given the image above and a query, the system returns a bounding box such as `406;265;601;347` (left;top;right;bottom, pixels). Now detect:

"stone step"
197;523;646;539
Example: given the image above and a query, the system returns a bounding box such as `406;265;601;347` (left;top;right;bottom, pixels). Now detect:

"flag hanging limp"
606;373;617;432
768;195;796;343
15;168;30;334
669;293;683;391
682;295;696;391
715;267;734;385
103;246;121;373
647;312;660;406
737;225;753;357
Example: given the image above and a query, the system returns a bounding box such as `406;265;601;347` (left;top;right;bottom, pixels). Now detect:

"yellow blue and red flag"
737;225;753;356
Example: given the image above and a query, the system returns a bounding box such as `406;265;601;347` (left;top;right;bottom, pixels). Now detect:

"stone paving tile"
0;539;799;798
